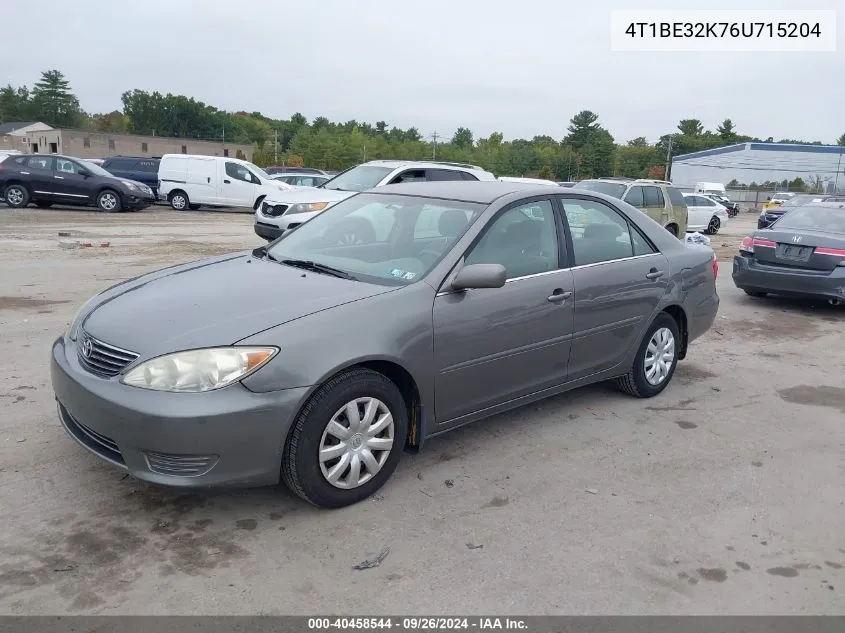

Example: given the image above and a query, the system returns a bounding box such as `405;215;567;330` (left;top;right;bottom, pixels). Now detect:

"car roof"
367;180;561;204
363;159;489;173
802;201;845;210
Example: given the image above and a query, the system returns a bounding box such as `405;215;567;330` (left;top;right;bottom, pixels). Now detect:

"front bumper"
254;221;284;241
51;336;310;488
732;256;845;301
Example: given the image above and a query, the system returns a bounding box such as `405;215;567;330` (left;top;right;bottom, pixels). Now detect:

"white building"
0;121;54;152
671;142;845;194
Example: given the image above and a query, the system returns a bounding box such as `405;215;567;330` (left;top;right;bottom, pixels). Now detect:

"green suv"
573;178;689;238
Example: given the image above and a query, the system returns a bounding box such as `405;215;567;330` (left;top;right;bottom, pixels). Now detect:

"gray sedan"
51;181;720;508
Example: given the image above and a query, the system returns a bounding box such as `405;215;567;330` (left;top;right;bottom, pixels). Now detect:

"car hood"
81;253;395;358
263;187;354;206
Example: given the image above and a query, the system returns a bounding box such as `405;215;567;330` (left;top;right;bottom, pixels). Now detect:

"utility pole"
432;132;438;160
665;135;674;181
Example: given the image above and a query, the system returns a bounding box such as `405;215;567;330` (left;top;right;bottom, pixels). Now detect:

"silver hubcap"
319;397;394;490
172;195;186;209
6;188;24;205
644;327;675;386
100;193;117;210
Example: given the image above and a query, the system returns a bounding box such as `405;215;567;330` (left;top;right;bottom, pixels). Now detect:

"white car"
683;193;729;235
497;176;559;186
254;160;496;241
158;154;295;211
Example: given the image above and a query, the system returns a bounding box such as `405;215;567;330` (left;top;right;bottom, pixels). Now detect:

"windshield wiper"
280;259;357;280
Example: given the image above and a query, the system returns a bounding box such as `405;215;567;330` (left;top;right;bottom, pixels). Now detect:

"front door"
432;198;575;424
52;157;94;203
222;161;257;207
559;196;669;381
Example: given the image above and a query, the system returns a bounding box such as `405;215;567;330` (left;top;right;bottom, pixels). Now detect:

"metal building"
671;142;845;194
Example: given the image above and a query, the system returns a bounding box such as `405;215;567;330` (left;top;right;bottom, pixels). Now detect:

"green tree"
627;136;648;147
452;127;474;149
0;85;33;122
836;132;845;146
677;119;704;136
30;70;81;127
717;119;737;143
564;110;600;152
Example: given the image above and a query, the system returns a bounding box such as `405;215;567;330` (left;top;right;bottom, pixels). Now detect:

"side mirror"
450;263;506;291
78;168;90;177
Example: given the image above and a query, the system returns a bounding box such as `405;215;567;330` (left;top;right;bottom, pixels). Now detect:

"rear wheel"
4;184;29;208
96;190;122;213
616;312;680;398
706;216;721;235
281;368;408;508
665;224;678;237
744;290;767;298
169;190;189;211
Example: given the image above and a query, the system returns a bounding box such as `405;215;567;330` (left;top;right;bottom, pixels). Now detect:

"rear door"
221;161;258;207
685;196;707;229
560;195;670;381
642;186;668;226
22;156;56;197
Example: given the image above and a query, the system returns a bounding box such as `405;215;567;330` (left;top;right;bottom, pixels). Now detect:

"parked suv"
1;154;155;212
254;159;497;240
101;156;160;198
572;178;688;237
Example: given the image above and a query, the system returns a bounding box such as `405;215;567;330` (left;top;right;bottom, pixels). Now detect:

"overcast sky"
5;0;843;144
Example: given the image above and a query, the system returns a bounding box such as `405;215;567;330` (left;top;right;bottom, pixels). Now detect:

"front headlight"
121;346;278;392
287;202;329;214
121;180;139;191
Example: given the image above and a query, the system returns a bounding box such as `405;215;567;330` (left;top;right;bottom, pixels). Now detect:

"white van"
157;154;294;211
694;181;727;196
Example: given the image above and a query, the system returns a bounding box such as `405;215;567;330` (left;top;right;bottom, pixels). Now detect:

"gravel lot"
1;207;843;615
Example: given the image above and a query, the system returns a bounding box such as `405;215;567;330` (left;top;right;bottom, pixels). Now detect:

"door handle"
54;176;64;179
646;269;665;280
547;289;572;303
223;179;231;184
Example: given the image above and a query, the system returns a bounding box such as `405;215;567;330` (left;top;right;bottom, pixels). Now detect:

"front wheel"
615;312;680;398
96;190;122;213
4;184;30;208
169;191;189;211
281;368;408;508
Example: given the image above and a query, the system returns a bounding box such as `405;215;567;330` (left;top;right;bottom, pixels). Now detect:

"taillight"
740;236;776;254
712;253;718;279
816;246;845;266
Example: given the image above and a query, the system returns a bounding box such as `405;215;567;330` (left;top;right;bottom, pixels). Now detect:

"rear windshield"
776;205;845;234
573;180;626;199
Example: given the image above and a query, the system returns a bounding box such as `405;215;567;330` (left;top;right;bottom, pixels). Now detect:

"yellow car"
762;192;795;210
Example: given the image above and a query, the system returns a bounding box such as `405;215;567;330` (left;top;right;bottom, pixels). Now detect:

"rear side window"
643;186;664;208
426;169;465;182
666;186;687;208
623;186;644;207
459;171;479;181
26;156;53;171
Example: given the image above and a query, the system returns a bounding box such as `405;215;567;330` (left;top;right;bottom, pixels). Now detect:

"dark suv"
0;154;155;212
101;156;160;197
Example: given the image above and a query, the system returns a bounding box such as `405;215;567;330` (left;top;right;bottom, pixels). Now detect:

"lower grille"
77;332;139;377
262;202;289;217
144;451;219;477
58;403;124;465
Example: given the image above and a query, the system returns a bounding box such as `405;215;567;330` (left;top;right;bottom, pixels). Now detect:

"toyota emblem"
81;337;93;358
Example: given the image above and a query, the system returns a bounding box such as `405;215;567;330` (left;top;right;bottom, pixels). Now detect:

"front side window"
562;198;656;266
390;169;426;184
267;193;485;285
226;162;256;183
56;158;81;174
465;200;559;280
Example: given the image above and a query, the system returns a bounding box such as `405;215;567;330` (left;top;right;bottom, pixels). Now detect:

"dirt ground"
1;206;844;615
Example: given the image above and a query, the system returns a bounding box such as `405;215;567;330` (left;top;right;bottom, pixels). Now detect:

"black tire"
665;224;679;238
96;189;122;213
744;290;767;298
4;184;30;208
188;203;202;211
615;312;680;398
281;368;408;509
169;190;189;211
706;216;720;235
35;202;53;209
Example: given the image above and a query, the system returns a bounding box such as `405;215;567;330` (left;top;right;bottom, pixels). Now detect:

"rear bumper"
732;255;845;300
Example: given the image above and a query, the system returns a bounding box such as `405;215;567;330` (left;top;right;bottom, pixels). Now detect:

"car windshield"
321;165;394;192
266;192;486;285
775;205;845;234
572;180;626;199
80;161;114;177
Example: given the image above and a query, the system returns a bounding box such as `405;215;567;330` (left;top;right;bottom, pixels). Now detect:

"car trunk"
752;230;845;272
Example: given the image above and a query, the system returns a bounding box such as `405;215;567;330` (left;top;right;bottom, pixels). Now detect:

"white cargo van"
157;154;294;211
694;181;727;196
